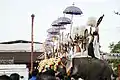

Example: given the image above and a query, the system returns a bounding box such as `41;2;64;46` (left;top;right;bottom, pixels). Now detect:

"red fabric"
118;64;120;77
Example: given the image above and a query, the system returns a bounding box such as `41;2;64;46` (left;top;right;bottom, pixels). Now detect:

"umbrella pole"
70;14;73;36
61;31;64;54
53;41;54;58
59;26;61;52
44;43;47;59
62;31;63;43
45;52;47;59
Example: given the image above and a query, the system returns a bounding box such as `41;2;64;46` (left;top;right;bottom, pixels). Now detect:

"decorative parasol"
45;44;52;48
54;26;66;30
51;17;71;26
51;19;64;50
63;5;83;15
52;17;71;45
47;28;59;35
46;38;53;42
47;34;58;41
47;34;57;37
51;20;62;26
57;17;71;25
63;3;83;35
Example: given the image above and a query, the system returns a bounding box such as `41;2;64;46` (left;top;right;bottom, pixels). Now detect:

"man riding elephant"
57;15;116;80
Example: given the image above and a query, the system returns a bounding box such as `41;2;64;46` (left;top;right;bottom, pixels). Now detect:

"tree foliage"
109;41;120;53
108;41;120;75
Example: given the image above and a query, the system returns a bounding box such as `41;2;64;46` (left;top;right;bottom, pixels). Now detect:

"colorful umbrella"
63;3;83;35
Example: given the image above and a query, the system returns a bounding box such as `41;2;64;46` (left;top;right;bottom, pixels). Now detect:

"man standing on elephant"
88;27;96;58
93;14;104;59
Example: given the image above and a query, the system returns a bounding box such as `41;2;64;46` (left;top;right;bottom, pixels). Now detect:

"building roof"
0;40;42;44
0;40;44;52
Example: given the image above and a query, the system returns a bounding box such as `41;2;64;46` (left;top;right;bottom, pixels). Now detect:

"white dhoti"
93;36;100;59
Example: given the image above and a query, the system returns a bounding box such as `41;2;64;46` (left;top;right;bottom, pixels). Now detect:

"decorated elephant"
60;57;114;80
71;57;114;80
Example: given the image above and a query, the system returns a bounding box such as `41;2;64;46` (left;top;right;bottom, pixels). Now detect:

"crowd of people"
0;73;23;80
0;68;67;80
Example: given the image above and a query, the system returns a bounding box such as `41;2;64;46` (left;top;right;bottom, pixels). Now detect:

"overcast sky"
0;0;120;52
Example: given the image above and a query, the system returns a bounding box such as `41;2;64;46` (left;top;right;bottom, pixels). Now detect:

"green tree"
108;41;120;75
109;41;120;53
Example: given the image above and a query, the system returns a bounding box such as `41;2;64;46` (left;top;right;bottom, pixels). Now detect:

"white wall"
0;64;29;80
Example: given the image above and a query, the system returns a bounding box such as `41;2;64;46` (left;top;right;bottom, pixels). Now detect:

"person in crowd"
29;73;32;79
30;69;38;80
37;70;56;80
10;73;20;80
0;75;11;80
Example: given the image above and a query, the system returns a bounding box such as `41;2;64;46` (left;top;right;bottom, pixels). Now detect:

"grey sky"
0;0;120;52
